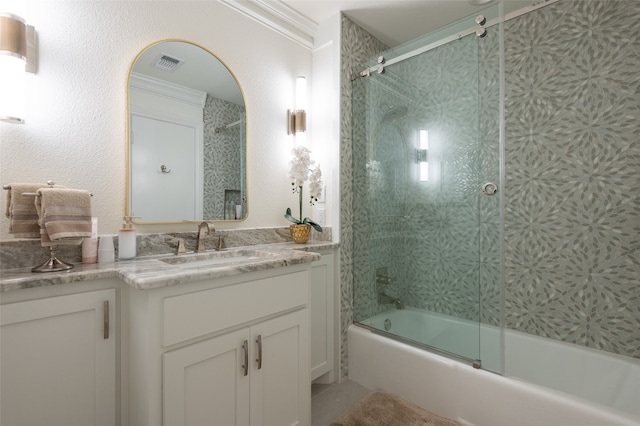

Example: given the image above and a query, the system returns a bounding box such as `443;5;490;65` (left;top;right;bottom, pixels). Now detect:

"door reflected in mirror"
127;40;246;223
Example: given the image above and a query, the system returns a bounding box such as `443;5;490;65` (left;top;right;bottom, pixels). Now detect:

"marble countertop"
0;242;338;292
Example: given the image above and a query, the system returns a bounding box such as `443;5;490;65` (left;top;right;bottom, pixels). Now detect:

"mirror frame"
126;39;248;224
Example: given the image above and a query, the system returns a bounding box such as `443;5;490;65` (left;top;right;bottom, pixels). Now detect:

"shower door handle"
482;182;498;196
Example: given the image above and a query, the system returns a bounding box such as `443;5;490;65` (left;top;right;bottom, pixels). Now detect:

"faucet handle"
376;276;392;284
166;237;186;255
375;267;393;293
215;235;226;251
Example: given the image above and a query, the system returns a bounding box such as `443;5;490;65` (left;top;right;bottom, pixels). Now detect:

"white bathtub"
358;307;501;370
349;308;640;426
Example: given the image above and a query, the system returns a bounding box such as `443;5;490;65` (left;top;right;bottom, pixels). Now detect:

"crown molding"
130;73;207;108
219;0;317;50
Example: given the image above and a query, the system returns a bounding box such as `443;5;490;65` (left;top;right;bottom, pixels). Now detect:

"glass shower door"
351;6;503;370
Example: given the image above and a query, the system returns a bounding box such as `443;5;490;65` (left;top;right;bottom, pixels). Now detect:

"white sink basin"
160;249;274;269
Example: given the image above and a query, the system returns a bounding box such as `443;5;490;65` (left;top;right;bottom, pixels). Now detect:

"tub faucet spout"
378;293;404;310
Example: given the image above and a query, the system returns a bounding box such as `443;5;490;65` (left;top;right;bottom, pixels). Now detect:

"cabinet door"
163;328;250;426
0;289;116;426
250;309;310;426
310;252;334;381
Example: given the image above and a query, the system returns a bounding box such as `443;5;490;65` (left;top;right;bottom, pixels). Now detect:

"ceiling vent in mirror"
153;53;184;72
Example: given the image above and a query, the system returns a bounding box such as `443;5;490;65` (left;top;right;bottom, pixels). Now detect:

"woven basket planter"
289;224;311;244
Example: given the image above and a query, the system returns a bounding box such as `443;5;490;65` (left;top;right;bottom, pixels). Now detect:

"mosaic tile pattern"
348;22;503;368
352;34;484;324
503;0;640;358
340;0;640;377
203;96;246;220
340;15;389;378
478;27;503;328
344;16;504;371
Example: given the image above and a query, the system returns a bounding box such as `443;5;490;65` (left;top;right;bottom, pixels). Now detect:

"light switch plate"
316;208;325;226
317;185;326;203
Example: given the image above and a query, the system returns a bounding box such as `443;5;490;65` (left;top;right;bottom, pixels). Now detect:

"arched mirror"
126;40;246;223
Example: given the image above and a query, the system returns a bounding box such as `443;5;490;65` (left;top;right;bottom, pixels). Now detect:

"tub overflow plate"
384;318;392;331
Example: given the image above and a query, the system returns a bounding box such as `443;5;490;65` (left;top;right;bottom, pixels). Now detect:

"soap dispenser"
118;215;137;260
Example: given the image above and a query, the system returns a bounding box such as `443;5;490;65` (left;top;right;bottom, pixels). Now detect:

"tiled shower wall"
340;0;640;377
339;16;388;378
503;1;640;357
203;96;245;219
349;24;503;328
344;14;502;374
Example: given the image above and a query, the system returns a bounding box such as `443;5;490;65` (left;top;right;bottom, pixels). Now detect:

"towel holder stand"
4;181;94;273
3;180;56;191
3;181;94;197
31;246;75;273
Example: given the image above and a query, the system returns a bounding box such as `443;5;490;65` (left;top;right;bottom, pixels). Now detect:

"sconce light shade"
287;109;306;134
287;76;307;135
0;13;26;59
0;12;34;124
0;54;25;123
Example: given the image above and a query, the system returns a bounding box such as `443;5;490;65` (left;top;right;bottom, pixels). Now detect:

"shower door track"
352;22;493;81
354;322;482;369
351;0;559;81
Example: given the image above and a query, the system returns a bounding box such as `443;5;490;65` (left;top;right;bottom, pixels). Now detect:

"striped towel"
5;183;55;238
35;188;92;246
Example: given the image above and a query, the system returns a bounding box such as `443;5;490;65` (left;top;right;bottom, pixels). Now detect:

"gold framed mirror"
126;40;246;223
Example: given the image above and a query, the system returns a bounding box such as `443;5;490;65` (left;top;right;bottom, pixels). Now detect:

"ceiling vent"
153;53;184;72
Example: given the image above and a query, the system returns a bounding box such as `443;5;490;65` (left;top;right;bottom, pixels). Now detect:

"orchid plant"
284;146;323;232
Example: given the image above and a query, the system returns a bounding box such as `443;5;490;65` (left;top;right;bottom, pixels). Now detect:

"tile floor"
311;379;372;426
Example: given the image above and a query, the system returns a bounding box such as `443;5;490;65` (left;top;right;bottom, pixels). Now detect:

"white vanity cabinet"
127;265;311;426
164;309;308;426
0;287;117;426
310;249;336;383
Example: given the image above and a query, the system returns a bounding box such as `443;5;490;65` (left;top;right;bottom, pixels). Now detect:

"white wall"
311;12;342;243
0;1;317;239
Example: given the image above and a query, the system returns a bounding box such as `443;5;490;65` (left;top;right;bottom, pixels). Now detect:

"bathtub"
349;308;640;426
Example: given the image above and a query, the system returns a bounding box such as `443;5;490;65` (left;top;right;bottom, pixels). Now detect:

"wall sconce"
287;76;307;135
0;12;36;124
417;129;429;182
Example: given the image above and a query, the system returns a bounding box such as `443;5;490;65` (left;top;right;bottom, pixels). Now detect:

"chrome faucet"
375;267;404;309
196;222;215;252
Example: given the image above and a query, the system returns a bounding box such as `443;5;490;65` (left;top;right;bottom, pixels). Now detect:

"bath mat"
330;391;460;426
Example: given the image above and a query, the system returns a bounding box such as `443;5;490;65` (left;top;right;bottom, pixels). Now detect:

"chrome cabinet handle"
242;340;249;376
103;300;109;339
256;335;262;370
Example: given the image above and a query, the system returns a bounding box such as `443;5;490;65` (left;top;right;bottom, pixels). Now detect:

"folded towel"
35;188;92;246
5;183;58;238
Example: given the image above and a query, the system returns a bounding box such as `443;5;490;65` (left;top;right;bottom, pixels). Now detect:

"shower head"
381;105;408;122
